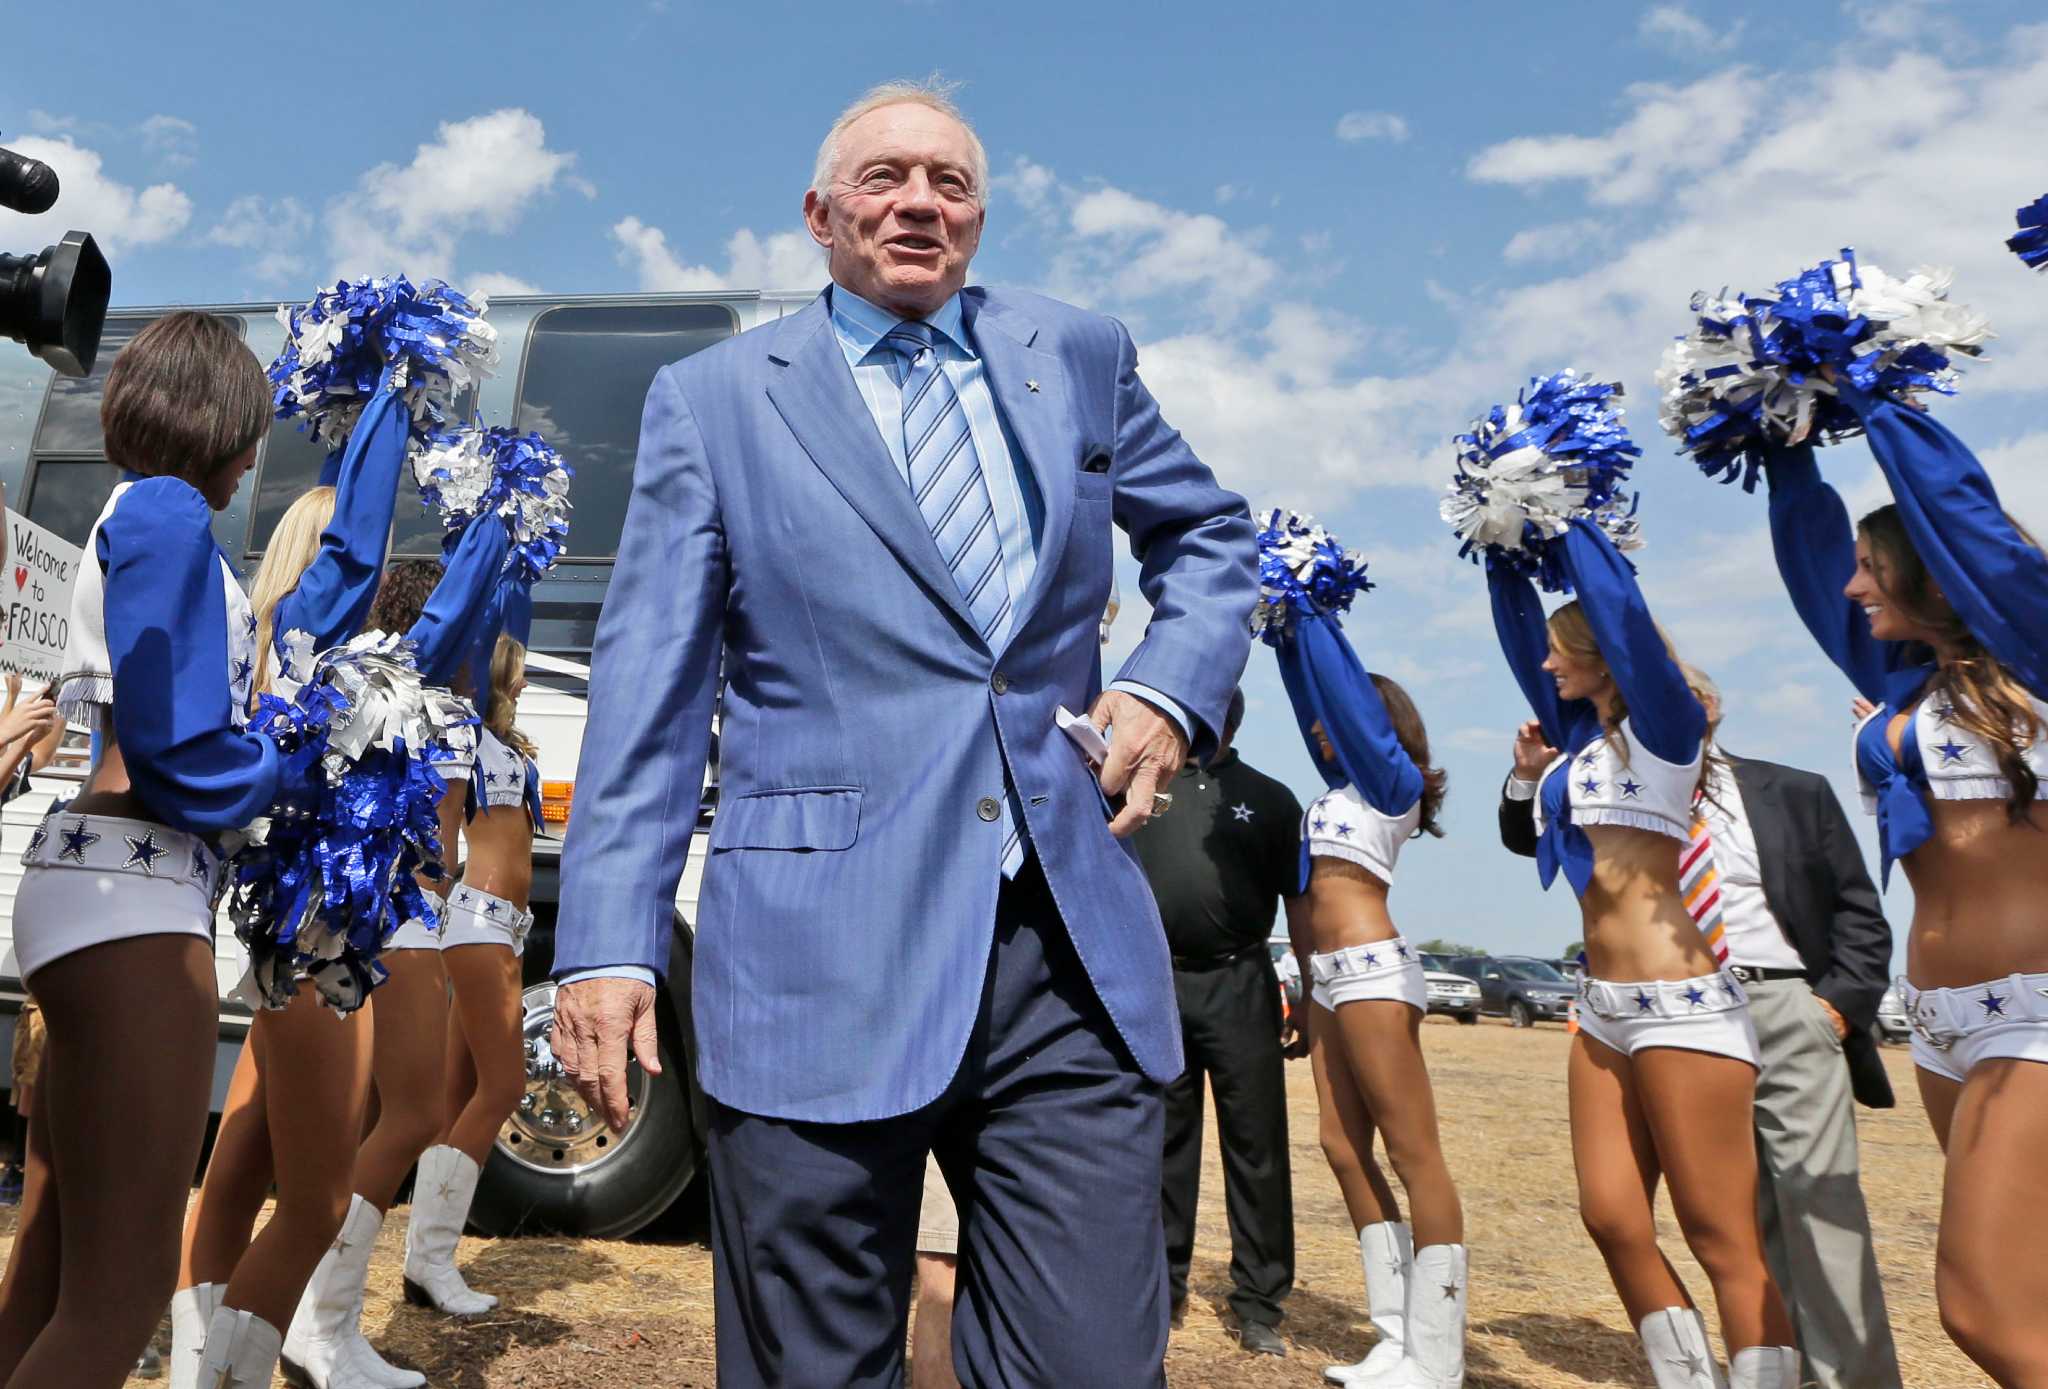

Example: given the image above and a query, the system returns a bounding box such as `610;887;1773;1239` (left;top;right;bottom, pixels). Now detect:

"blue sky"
5;1;2045;963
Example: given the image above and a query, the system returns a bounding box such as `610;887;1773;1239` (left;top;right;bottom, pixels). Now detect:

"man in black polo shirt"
1131;689;1305;1358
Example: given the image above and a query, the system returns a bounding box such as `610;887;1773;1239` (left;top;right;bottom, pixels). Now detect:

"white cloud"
138;114;198;168
1501;218;1608;263
208;194;312;284
0;135;191;253
1638;5;1744;56
325;109;576;280
1335;111;1410;143
466;271;543;299
996;156;1055;212
611;217;823;291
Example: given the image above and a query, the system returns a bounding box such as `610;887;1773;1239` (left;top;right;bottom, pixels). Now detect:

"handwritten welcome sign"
1;510;81;683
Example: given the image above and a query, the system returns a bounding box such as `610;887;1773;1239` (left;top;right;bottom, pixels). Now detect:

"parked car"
1446;955;1579;1028
0;290;819;1238
1423;969;1482;1024
1876;982;1911;1044
1550;957;1586;982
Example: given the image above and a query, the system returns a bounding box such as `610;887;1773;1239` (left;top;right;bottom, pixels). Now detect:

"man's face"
804;103;984;318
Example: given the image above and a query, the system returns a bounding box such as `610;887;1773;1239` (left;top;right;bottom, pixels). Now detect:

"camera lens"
0;231;112;377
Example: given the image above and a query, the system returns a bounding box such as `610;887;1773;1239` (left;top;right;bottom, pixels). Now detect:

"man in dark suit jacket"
1500;718;1902;1389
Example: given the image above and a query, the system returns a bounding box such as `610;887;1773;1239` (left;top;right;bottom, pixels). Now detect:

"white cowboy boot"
403;1145;498;1317
195;1305;282;1389
1324;1221;1411;1385
1377;1243;1467;1389
282;1195;425;1388
168;1283;220;1389
1728;1345;1798;1389
1638;1307;1726;1388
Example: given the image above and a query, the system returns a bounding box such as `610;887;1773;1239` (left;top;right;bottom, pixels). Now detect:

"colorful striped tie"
882;321;1024;877
1680;801;1730;964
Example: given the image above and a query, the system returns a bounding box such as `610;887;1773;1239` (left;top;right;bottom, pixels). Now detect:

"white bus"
0;291;815;1236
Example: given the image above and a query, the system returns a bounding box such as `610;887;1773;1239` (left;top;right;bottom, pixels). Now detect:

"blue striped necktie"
881;320;1025;876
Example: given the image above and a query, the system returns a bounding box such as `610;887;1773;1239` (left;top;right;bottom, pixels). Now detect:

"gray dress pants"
1746;978;1902;1389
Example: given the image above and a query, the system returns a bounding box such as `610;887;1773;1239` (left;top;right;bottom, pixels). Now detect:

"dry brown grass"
47;1017;1986;1386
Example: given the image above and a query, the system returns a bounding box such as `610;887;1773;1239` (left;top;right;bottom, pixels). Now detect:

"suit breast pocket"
709;786;863;852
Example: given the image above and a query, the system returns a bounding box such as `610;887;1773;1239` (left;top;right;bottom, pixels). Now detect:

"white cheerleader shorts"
12;810;223;980
1576;970;1760;1068
1902;972;2048;1083
385;914;442;952
1308;936;1426;1014
440;883;532;955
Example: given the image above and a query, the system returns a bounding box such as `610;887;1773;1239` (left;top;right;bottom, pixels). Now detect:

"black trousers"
1160;950;1294;1328
707;859;1169;1388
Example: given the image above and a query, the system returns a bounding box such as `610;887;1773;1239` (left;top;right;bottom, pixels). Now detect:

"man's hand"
550;977;664;1133
1280;1004;1310;1059
1511;721;1559;780
1089;688;1189;838
1816;996;1851;1041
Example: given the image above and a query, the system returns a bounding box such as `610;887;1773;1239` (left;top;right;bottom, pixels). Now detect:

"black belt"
1725;965;1808;984
1171;943;1267;972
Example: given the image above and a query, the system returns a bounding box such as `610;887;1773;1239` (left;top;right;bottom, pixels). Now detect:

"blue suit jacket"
553;286;1257;1122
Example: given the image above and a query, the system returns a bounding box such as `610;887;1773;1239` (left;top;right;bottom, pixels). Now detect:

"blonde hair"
486;635;537;761
248;486;336;695
1547;600;1713;799
811;77;988;206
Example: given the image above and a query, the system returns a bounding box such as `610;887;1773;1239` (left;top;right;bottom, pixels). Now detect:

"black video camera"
1;140;111;377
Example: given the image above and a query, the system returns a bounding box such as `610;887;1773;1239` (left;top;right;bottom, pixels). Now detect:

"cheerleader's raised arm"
405;514;512;685
1278;613;1422;818
100;476;281;832
1837;380;2048;697
1760;442;1903;703
1554;521;1704;765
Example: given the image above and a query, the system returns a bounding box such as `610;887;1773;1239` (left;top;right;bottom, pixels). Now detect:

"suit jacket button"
976;797;1001;822
991;672;1009;694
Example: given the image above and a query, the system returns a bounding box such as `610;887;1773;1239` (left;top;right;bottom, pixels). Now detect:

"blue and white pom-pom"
412;426;573;582
2010;195;2048;273
269;277;500;454
229;632;477;1014
1249;509;1371;646
1441;370;1643;592
1657;249;1992;485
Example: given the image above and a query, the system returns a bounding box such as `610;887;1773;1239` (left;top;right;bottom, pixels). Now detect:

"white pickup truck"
0;290;813;1236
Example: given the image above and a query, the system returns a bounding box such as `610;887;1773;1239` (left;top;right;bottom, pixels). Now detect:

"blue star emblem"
1578;750;1599;768
1633;989;1656;1014
124;831;168;876
483;898;503;917
1618;779;1643;800
1579;776;1602;796
233;657;253;686
484;769;500;785
1721;978;1740;998
1311;816;1327;833
1930;701;1957;725
244;612;258;638
25;823;47;860
1395;941;1410;959
1334;822;1355;839
191;843;210;880
1934;739;1969;766
1683;984;1708;1008
1362;950;1379;967
1980;990;2007;1017
58;821;101;864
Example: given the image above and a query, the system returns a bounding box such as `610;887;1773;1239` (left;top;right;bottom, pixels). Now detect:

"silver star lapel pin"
1025;379;1040;393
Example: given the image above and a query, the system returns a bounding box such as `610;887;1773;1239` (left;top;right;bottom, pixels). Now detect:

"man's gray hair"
810;77;989;206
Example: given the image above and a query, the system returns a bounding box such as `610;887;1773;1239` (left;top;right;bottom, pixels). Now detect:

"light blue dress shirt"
563;284;1191;988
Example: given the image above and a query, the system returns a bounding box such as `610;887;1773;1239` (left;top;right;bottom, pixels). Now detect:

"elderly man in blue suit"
550;78;1257;1386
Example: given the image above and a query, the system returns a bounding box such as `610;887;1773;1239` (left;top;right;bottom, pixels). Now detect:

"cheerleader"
405;607;542;1320
282;535;509;1389
1760;383;2048;1384
169;374;410;1388
1253;513;1466;1389
0;312;282;1389
1452;374;1795;1389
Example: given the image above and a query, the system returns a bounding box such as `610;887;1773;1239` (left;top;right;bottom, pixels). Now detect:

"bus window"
512;303;737;561
23;458;120;546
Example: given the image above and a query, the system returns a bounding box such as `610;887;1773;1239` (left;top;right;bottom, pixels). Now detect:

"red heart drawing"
10;567;23;591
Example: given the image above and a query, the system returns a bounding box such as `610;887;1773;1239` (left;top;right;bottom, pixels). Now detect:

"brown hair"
100;311;269;488
1546;600;1713;800
1859;504;2044;821
1369;673;1447;838
368;559;445;636
486;636;537;761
